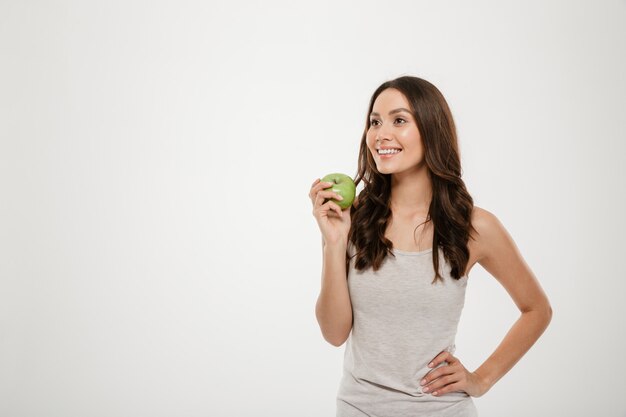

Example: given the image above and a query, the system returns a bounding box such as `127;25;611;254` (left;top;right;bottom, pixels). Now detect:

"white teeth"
378;149;401;155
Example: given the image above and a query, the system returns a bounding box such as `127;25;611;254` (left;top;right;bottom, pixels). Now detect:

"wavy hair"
346;76;477;284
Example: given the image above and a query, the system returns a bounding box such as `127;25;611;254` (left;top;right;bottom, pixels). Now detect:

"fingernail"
421;379;426;385
428;362;434;368
336;195;343;200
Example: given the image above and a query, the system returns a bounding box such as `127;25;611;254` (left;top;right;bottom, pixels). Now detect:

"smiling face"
366;88;426;175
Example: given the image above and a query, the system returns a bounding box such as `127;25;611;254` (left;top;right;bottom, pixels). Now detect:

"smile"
377;149;402;158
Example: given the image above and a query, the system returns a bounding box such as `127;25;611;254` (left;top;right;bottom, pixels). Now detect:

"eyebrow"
369;108;412;117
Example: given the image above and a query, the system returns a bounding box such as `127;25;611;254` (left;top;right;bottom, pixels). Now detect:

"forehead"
372;88;410;111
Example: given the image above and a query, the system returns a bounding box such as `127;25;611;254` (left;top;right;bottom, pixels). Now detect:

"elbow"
523;301;553;319
544;306;553;331
546;304;553;322
325;333;349;347
318;322;351;347
315;304;352;347
521;303;553;327
520;302;552;338
542;300;553;319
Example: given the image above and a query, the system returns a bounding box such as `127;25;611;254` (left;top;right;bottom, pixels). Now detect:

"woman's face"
366;88;425;175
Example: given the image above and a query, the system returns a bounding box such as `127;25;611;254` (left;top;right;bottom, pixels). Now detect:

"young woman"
309;76;553;416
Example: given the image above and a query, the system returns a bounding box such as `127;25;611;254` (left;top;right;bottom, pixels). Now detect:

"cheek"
399;134;424;154
365;135;376;150
399;128;420;142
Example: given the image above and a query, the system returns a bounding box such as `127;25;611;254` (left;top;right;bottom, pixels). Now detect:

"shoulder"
470;205;498;231
469;205;508;263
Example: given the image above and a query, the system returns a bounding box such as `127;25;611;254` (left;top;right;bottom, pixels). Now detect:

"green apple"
321;173;356;210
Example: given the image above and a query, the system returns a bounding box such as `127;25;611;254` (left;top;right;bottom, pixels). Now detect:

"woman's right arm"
309;178;354;347
315;241;353;346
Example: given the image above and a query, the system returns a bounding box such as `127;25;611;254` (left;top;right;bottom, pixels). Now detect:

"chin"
376;166;395;174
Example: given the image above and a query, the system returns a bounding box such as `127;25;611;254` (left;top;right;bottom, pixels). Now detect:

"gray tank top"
336;242;478;417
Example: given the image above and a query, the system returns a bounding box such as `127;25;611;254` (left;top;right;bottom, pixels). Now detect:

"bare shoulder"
472;206;501;234
470;205;495;227
469;205;500;263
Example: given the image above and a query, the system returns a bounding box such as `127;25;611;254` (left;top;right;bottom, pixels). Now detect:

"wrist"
323;240;347;252
473;370;492;395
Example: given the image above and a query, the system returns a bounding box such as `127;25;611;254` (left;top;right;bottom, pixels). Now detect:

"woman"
309;75;553;416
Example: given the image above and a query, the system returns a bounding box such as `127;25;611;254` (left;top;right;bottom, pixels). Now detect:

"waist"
342;334;461;396
337;369;474;408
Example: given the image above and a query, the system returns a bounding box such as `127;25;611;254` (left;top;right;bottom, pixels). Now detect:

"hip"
337;371;478;417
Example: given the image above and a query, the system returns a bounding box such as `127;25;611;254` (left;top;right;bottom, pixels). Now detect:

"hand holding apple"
309;174;355;246
320;173;356;210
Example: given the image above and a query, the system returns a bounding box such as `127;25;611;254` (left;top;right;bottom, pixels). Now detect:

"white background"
1;1;625;416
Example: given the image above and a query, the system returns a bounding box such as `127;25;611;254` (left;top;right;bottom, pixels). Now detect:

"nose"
375;123;393;142
375;128;391;141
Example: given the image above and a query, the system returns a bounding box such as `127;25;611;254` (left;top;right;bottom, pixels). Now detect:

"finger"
319;181;335;191
311;179;332;194
432;381;462;397
310;181;335;202
320;190;344;202
309;178;320;200
314;190;344;208
421;363;454;387
323;200;343;218
312;180;334;191
314;191;329;209
314;196;338;217
428;350;453;368
423;373;454;393
309;178;324;193
314;190;328;207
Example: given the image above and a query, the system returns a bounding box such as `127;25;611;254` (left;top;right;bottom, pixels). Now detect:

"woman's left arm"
471;208;553;393
420;208;553;397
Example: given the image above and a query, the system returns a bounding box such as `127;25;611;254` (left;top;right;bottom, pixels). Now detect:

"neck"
389;166;432;217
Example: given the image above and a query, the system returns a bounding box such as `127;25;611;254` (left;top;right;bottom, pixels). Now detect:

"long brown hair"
347;76;477;284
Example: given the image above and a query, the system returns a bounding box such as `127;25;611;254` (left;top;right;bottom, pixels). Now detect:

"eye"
369;118;407;126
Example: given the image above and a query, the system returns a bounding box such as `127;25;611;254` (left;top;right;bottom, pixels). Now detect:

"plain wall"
1;0;625;416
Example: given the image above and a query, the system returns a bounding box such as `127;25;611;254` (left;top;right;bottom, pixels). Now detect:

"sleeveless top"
336;242;478;417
